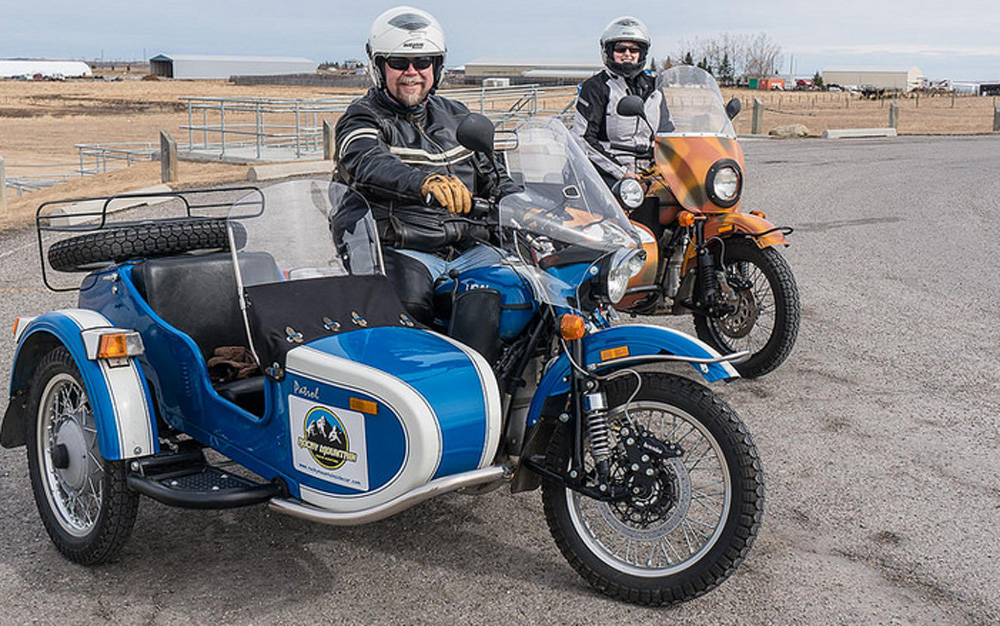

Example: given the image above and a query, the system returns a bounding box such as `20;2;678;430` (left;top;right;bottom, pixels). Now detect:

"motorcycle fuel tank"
280;326;502;512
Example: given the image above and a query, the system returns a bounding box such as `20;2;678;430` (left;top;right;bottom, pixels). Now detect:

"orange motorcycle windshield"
652;136;745;212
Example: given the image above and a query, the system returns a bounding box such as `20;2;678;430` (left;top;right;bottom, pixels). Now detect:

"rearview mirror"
725;97;742;120
616;95;646;119
456;113;495;156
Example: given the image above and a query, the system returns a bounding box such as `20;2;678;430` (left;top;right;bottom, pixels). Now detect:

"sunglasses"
613;45;643;55
385;56;435;71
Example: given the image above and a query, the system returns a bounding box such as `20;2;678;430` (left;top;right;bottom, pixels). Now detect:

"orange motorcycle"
612;65;800;378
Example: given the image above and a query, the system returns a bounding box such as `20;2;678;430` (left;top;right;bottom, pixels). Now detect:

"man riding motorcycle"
332;5;520;324
574;16;674;188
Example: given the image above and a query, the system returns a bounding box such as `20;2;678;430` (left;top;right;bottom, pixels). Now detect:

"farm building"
463;57;603;85
0;59;92;79
149;54;317;79
822;66;924;92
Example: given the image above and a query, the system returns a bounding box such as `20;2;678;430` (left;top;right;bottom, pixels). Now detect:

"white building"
464;57;603;80
0;60;92;78
822;66;924;92
149;54;316;79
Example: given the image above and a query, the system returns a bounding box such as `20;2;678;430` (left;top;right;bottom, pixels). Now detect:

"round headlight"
614;178;645;209
706;159;743;208
604;249;646;304
713;167;740;201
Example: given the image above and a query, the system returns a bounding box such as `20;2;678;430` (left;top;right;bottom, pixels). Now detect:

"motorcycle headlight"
706;159;743;208
613;178;645;210
596;248;647;304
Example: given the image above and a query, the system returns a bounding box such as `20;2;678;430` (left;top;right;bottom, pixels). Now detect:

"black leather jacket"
333;88;520;252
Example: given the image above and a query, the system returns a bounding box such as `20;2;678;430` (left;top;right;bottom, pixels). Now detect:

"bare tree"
675;32;782;82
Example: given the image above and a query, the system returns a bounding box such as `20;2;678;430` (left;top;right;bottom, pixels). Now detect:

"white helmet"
600;16;651;78
367;6;447;91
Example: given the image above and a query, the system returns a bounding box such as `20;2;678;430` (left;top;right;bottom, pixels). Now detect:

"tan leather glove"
421;174;472;214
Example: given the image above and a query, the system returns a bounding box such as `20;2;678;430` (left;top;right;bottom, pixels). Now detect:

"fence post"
752;98;763;135
889;100;899;129
0;155;7;214
994;105;1000;133
160;130;178;183
323;119;334;160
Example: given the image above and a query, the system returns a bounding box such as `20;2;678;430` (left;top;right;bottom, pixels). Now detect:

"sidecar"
1;182;506;564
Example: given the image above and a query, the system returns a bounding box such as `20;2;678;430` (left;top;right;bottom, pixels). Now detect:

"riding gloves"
421;174;472;214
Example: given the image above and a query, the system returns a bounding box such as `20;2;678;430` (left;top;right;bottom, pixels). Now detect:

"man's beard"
392;77;429;107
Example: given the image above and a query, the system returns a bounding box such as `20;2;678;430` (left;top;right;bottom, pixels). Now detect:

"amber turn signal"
677;211;696;227
560;314;586;341
749;210;766;219
97;332;143;359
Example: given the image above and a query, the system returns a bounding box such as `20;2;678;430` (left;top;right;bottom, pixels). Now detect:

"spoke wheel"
541;372;764;606
26;347;139;564
694;237;800;378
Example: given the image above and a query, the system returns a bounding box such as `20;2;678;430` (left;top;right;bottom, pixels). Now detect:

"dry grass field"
1;77;997;232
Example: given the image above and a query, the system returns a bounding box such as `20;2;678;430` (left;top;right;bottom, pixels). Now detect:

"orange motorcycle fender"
705;213;789;249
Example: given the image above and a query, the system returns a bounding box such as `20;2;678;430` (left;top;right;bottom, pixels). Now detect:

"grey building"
149;54;316;79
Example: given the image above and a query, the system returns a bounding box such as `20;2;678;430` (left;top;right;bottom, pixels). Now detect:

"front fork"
680;220;739;318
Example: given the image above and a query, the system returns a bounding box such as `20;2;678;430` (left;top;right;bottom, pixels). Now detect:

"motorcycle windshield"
226;179;381;288
657;65;736;138
501;118;641;307
502;118;640;252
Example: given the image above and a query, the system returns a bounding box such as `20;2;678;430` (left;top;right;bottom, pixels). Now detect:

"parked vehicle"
1;115;764;606
611;65;801;378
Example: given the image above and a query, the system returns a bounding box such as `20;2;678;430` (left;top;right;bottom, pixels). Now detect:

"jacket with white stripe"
334;88;519;248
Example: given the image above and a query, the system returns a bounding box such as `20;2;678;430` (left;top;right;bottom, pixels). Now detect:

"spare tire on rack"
48;218;241;272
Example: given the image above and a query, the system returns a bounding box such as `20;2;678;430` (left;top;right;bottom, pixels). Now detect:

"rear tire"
541;372;764;605
25;347;139;564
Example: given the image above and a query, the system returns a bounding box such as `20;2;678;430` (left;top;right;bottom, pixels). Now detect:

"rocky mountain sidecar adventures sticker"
290;395;369;491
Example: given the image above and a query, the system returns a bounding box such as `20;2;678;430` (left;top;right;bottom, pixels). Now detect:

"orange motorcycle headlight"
706;159;743;208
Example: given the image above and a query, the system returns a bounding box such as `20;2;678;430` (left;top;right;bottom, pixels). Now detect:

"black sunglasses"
613;44;642;54
385;56;435;71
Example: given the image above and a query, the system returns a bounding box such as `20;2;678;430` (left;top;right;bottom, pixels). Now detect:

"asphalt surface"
1;135;998;625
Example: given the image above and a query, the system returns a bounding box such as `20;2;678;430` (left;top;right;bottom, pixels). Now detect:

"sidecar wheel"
48;217;239;272
541;372;764;606
693;237;800;378
25;347;139;564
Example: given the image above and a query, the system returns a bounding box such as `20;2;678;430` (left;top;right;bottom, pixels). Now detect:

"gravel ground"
1;135;998;625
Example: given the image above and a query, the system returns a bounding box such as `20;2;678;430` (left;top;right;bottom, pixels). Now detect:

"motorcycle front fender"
2;309;158;460
523;324;739;427
704;212;789;249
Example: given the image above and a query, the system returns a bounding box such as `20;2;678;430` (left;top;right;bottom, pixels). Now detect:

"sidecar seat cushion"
131;251;281;359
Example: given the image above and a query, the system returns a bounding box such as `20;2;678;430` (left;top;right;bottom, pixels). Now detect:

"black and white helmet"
600;16;650;78
366;6;447;91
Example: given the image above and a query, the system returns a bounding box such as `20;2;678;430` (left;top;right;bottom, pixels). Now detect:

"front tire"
541;372;764;606
25;347;139;564
694;237;800;378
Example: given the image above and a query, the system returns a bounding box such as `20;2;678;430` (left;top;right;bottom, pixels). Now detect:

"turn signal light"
677;211;696;227
560;314;586;341
97;332;143;359
750;210;766;219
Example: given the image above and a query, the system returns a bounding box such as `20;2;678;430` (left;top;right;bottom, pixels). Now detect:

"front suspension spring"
586;410;613;464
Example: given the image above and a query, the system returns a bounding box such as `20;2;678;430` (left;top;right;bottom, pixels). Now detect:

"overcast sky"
2;1;998;80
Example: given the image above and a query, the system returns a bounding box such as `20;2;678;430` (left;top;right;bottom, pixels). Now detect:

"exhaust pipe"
268;465;511;526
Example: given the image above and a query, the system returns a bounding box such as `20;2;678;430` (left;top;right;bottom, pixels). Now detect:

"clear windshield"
657;65;736;137
502;118;640;252
227;179;381;288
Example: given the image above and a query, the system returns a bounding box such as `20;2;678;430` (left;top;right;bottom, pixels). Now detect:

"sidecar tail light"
560;314;586;341
97;332;145;359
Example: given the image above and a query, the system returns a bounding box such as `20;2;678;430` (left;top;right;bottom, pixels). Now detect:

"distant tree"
718;52;735;85
812;71;824;88
683;52;694;66
662;56;673;71
649;56;656;71
697;57;714;75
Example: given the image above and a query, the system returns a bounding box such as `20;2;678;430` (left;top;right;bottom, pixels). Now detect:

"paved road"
1;135;998;625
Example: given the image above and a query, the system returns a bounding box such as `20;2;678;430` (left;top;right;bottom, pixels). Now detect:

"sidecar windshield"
657;65;736;137
501;118;640;252
227;179;381;287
